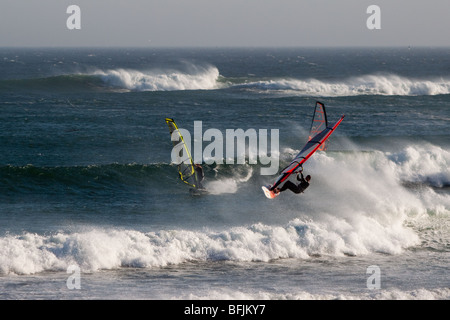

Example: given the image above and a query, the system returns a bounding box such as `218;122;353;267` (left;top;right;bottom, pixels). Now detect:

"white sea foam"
0;218;419;275
93;65;220;91
389;144;450;188
179;287;450;300
239;74;450;96
91;67;450;96
205;165;253;195
0;145;448;275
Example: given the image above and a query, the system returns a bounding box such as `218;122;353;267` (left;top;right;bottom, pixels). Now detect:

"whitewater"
1;143;448;275
82;68;450;96
0;47;449;300
92;65;221;92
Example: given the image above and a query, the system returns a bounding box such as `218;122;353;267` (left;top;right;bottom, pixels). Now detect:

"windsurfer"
274;171;310;194
194;164;205;189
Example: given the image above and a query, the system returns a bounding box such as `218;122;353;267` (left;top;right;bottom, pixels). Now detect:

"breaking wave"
0;216;419;275
1;143;449;275
3;68;449;96
235;74;450;96
0;65;221;93
93;65;221;91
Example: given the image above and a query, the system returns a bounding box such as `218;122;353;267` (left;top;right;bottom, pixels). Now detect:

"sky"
0;0;449;47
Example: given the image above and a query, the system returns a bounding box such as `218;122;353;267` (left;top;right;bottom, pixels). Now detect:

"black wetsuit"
195;165;205;189
279;172;309;194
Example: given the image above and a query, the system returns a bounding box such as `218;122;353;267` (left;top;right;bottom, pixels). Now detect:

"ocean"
0;47;449;301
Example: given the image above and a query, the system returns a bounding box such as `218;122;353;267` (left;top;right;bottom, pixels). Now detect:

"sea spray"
93;65;220;91
1;47;449;299
0;215;419;275
205;165;253;195
3;71;449;96
3;144;448;275
236;74;450;96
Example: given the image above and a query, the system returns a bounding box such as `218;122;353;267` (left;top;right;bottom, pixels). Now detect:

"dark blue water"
0;48;449;299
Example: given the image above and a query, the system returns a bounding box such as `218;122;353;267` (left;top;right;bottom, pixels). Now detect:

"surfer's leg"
280;181;300;193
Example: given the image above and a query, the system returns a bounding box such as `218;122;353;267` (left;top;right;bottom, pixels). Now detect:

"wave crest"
93;65;220;91
237;74;450;96
2;69;448;96
0;215;419;275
